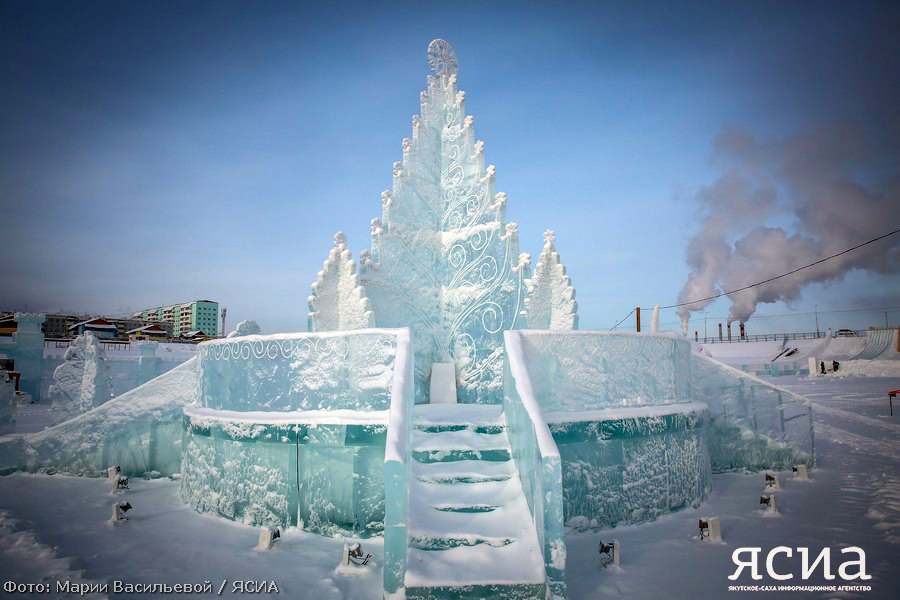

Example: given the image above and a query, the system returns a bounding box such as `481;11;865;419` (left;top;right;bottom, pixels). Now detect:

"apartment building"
133;300;219;337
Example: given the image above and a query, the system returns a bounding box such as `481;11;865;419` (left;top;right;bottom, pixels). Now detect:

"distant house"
67;318;119;339
126;324;170;341
180;330;211;343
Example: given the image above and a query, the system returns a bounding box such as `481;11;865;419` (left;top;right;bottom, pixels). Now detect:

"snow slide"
0;357;198;478
851;327;899;360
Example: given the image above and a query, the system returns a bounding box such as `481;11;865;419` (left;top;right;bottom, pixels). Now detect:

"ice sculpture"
48;332;112;424
307;46;587;404
308;233;375;332
524;230;578;330
0;39;817;600
227;319;262;338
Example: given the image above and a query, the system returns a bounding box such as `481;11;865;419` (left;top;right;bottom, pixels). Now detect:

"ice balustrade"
692;352;815;472
198;331;397;412
0;358;198;477
518;331;693;411
182;330;410;537
383;328;413;597
502;331;566;598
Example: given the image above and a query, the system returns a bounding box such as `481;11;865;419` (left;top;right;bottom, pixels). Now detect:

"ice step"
404;409;546;593
405;541;545;589
411;428;510;451
413;459;516;484
411;427;512;463
408;479;537;540
414;403;505;427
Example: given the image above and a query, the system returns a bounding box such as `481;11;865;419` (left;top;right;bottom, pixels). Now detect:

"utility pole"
886;311;889;327
704;312;708;342
635;306;641;333
815;304;819;338
220;307;227;338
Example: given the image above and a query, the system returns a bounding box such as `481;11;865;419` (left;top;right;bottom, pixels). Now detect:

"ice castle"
1;40;814;599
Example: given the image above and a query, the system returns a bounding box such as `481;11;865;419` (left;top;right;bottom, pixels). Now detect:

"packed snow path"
405;404;546;598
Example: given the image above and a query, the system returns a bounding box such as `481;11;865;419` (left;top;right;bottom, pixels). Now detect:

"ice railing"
516;331;692;411
692;352;815;472
503;331;566;598
197;330;398;412
383;328;413;597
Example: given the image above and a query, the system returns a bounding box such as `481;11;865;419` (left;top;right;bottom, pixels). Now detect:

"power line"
608;307;636;331
652;227;900;311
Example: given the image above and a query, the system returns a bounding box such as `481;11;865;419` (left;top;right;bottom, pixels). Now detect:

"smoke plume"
677;122;900;333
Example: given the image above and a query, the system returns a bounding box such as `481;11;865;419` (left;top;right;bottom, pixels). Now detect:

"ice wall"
180;413;387;534
1;357;199;477
47;333;112;424
198;331;397;411
692;352;814;472
182;329;410;537
40;342;193;402
508;330;710;533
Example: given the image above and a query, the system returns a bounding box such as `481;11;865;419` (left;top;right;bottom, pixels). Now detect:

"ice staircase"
405;404;546;599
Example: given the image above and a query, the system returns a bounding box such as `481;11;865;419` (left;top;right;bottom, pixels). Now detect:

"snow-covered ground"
0;475;382;599
568;374;900;599
2;374;899;598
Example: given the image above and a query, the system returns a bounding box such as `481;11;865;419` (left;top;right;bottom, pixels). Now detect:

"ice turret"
524;230;578;330
308;232;375;332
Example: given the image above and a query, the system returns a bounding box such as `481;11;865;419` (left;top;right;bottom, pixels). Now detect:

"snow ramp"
0;357;198;477
851;327;899;360
818;335;868;361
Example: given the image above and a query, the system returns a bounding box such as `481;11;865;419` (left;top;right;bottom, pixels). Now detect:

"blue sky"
2;0;898;335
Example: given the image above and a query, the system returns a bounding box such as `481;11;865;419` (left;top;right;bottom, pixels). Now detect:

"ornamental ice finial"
427;39;458;76
543;229;556;245
334;231;347;246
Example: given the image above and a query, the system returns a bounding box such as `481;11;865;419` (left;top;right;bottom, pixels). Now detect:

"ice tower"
308;39;576;404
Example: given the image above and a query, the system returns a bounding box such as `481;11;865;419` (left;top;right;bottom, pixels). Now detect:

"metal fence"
693;330;867;344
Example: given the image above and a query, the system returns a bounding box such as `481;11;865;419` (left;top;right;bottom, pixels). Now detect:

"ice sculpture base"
180;407;387;537
547;403;711;530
